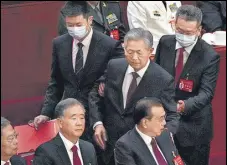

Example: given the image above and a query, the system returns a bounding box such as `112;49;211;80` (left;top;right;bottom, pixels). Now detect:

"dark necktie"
4;162;9;165
151;138;168;165
75;43;84;79
175;48;184;85
126;72;139;106
71;145;82;165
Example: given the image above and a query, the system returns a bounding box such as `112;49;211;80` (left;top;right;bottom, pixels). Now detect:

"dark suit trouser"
174;138;210;165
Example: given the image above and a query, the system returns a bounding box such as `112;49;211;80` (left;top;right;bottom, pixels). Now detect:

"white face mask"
175;32;198;47
67;26;88;39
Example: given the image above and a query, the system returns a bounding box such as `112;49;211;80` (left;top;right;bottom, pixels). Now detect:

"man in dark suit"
33;1;124;141
89;28;179;165
115;98;185;165
33;98;97;165
196;1;226;32
58;1;126;42
155;5;220;165
1;117;27;165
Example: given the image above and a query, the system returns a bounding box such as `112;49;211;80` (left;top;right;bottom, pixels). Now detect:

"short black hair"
133;97;163;125
61;1;89;18
54;98;86;118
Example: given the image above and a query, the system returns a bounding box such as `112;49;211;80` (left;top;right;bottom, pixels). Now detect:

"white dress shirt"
59;132;84;165
135;125;167;165
72;28;93;72
1;160;11;165
127;1;181;53
93;60;150;129
122;60;150;108
175;38;198;67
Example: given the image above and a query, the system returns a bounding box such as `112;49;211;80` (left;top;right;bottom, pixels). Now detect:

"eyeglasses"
6;133;19;143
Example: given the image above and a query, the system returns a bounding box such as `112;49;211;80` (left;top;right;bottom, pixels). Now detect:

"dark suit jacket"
9;155;27;165
33;134;97;165
41;30;124;119
58;1;126;42
196;1;226;32
115;128;185;165
89;58;179;164
155;35;220;146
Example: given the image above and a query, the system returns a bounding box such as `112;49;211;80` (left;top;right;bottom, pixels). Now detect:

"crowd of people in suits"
1;1;224;165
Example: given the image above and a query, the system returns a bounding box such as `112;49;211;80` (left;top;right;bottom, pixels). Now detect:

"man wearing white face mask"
155;5;220;165
32;1;124;142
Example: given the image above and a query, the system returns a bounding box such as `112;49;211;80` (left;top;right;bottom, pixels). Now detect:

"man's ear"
148;48;154;57
88;16;93;25
57;118;63;129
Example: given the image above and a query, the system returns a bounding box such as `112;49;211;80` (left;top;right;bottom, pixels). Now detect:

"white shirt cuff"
93;121;103;130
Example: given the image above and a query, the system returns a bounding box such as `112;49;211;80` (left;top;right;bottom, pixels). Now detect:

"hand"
33;115;50;129
177;100;185;112
94;124;107;150
98;83;105;97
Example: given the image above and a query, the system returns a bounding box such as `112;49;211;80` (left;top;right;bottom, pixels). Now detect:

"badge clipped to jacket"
179;76;194;93
110;28;120;40
172;151;184;165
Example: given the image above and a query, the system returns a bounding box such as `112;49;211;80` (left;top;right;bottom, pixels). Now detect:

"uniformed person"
127;1;182;53
58;1;126;42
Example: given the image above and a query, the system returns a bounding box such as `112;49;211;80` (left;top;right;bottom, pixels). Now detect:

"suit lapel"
180;40;202;79
83;30;100;74
168;37;177;76
63;34;74;74
115;60;128;114
53;134;72;165
132;128;158;165
80;30;100;86
156;134;175;165
87;3;103;26
154;2;167;14
79;140;89;165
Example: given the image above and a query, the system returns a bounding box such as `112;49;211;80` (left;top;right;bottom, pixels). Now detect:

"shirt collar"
1;160;10;165
74;28;93;48
59;132;80;152
87;1;100;10
126;60;150;78
175;37;198;54
135;125;152;145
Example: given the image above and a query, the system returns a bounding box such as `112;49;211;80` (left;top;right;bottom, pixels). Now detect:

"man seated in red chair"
33;98;97;165
1;117;27;165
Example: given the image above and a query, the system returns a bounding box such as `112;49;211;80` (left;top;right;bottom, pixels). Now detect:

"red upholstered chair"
14;120;59;165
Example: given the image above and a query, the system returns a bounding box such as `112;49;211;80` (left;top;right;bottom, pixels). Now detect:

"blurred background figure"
1;117;26;165
58;1;126;42
127;1;181;53
196;1;226;33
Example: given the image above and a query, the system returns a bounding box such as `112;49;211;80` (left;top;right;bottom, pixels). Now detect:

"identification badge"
153;10;161;16
110;29;120;40
106;13;118;24
169;3;178;12
172;152;184;165
179;79;194;92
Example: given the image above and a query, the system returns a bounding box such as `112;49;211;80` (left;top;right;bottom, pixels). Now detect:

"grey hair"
54;98;86;118
124;28;153;48
1;117;11;136
176;5;203;26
